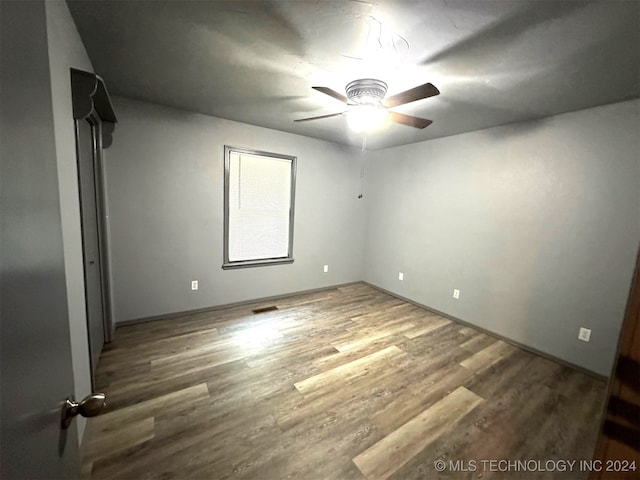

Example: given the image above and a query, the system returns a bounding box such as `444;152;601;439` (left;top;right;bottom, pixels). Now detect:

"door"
76;117;106;382
0;1;80;476
590;248;640;479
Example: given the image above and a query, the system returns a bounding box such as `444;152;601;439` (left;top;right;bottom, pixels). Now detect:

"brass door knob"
60;393;106;429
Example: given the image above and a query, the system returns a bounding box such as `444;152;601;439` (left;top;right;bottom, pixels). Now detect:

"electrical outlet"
398;272;404;281
191;280;198;291
453;289;460;299
323;264;329;273
578;327;591;342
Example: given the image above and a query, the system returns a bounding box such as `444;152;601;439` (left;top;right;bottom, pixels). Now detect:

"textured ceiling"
67;0;639;150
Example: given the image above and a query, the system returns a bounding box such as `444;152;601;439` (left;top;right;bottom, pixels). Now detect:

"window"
223;146;296;269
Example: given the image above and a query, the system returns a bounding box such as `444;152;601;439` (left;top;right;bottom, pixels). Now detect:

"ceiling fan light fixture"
347;104;387;132
346;78;388;106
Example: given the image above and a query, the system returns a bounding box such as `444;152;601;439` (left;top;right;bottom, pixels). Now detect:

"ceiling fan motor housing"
346;78;388;106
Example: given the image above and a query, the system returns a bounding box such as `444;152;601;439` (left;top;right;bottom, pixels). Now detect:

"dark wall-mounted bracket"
71;68;117;148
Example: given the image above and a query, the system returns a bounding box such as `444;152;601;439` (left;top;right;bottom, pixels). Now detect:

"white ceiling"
67;0;639;150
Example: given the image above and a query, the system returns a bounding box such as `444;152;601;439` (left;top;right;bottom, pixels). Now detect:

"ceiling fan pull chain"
358;152;365;199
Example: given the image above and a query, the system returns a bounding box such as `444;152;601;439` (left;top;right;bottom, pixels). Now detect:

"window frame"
222;145;297;270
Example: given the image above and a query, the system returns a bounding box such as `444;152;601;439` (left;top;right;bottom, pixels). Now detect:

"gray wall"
105;97;366;322
363;100;640;376
45;0;94;444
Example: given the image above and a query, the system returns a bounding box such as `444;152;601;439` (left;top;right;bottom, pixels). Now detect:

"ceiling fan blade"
383;83;440;108
312;86;349;104
388;112;433;129
294;112;344;123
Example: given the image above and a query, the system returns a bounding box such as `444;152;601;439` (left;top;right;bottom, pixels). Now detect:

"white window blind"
225;149;295;266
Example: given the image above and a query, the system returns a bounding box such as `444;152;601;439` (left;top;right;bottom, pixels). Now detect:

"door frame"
71;68;117;372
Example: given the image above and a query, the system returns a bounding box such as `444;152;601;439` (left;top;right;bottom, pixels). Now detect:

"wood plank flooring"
83;283;606;479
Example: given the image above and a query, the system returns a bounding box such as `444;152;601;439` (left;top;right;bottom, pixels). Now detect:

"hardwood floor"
83;283;606;479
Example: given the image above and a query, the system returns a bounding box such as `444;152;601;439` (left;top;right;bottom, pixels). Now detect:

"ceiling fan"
294;79;440;131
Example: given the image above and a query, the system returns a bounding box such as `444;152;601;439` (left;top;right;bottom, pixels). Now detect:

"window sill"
222;258;294;270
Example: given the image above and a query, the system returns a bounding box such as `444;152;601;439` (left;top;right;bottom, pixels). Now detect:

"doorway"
71;68;117;387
